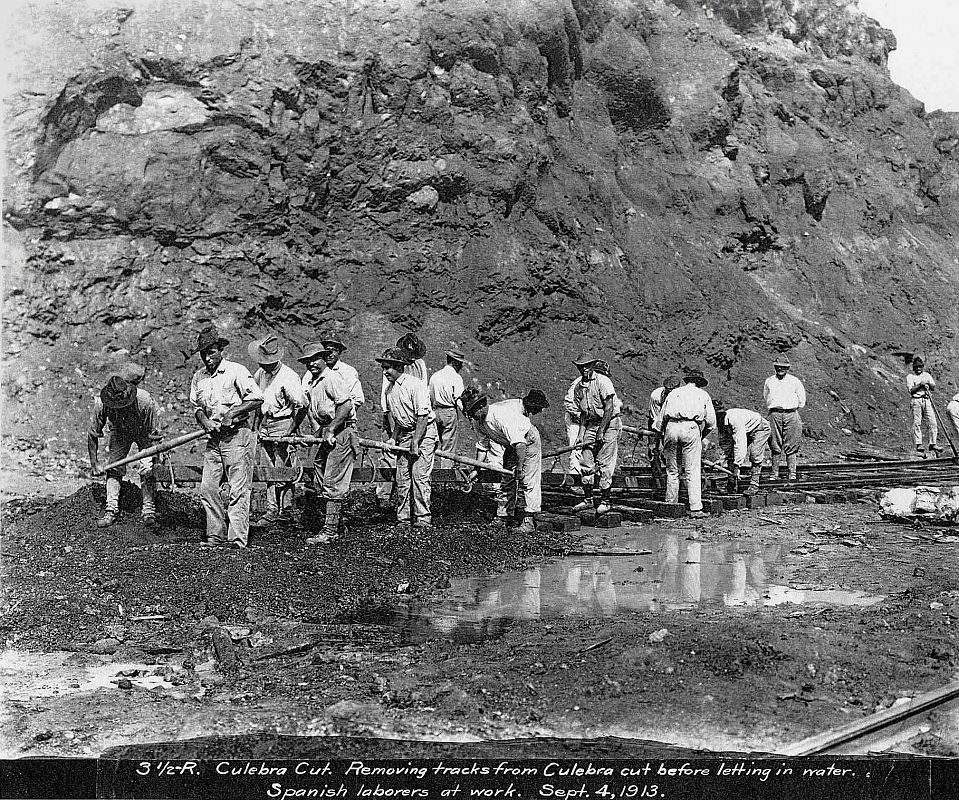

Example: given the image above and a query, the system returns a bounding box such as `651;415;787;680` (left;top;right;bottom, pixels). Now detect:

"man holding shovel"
378;346;438;530
190;327;263;548
88;375;163;528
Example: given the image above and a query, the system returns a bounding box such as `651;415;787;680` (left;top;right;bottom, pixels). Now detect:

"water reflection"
368;529;883;644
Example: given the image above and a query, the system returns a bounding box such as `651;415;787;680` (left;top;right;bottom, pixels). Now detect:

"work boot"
572;484;594;511
141;512;157;528
97;509;118;528
515;515;536;534
319;500;342;541
786;454;798;482
595;489;612;515
929;443;944;457
744;471;761;496
916;445;926;459
688;510;709;520
251;510;279;529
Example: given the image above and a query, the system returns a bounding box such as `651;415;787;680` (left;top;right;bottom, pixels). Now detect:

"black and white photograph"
2;0;958;797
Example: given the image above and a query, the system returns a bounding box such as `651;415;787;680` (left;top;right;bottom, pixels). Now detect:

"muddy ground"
2;480;958;759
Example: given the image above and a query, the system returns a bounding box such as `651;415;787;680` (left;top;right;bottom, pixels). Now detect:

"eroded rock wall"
4;0;959;455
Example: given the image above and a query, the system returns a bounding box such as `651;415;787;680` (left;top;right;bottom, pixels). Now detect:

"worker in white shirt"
763;355;806;481
946;392;959;443
248;334;308;528
906;356;942;457
295;342;357;543
647;375;681;491
428;348;466;466
319;333;365;411
715;402;770;496
376;334;430;505
378;346;438;529
465;390;547;534
660;368;716;518
568;354;621;515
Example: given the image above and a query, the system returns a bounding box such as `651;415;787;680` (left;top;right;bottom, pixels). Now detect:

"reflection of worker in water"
679;541;702;605
563;561;618;616
516;568;542;620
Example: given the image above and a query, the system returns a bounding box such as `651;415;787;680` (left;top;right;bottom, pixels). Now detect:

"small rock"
33;731;54;742
396;582;410;593
116;678;133;690
90;637;121;654
930;602;944;610
648;628;669;643
406;186;439;211
435;577;451;589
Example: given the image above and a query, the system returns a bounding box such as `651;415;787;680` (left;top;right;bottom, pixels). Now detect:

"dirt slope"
3;0;959;463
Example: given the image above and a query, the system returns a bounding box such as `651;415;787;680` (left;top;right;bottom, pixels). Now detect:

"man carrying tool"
763;355;806;481
88;375;163;528
567;353;621;515
378;346;438;530
428;348;466;466
906;356;942;458
295;342;357;543
190;327;263;549
249;334;308;529
714;401;770;496
660;368;716;519
647;375;681;491
464;391;546;534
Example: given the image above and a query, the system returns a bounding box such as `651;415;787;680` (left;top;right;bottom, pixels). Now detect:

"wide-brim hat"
912;353;925;365
773;355;791;369
463;393;489;416
320;333;347;352
101;376;136;409
684;368;708;387
297;341;330;364
191;327;230;355
117;362;146;384
523;389;549;409
663;375;682;391
446;348;465;361
248;334;285;364
375;346;412;366
573;352;597;367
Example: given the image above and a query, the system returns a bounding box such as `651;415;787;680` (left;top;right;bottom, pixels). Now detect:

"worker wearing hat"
660;368;717;518
117;362;146;386
88;375;163;528
428;348;466;467
647;375;682;491
566;353;622;515
465;390;548;534
189;327;263;548
906;356;942;458
318;332;366;412
295;341;358;543
248;334;308;529
378;346;438;529
715;401;770;496
763;354;806;480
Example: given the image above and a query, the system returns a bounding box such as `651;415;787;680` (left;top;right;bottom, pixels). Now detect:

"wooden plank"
612;498;687;518
746;494;768;509
720;495;748;510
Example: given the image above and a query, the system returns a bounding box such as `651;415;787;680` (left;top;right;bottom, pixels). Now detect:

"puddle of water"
355;526;884;644
0;651;175;701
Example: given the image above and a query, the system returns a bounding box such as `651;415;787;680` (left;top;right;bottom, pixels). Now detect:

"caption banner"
2;757;955;800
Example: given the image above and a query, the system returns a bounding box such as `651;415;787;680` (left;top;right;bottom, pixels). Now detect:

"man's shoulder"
221;358;253;377
136;388;158;408
336;361;359;378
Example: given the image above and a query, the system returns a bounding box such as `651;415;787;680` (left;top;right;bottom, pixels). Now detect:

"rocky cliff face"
4;0;959;459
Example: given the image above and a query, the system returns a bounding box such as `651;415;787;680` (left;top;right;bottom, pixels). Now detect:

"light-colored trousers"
200;427;255;546
501;425;543;515
722;423;771;468
564;412;582;473
663;420;703;512
576;419;621;490
434;406;459;466
911;398;938;446
768;409;802;456
394;423;438;524
259;416;295;513
947;400;959;441
314;425;357;500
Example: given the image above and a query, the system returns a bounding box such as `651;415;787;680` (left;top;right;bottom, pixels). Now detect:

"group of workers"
87;328;959;549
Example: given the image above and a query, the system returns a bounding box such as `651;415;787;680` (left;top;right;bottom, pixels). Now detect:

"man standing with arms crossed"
661;369;716;519
763;355;806;481
190;327;263;548
568;354;621;515
378;347;438;530
429;348;466;466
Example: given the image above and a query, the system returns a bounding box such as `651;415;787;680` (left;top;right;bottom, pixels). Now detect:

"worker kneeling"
465;390;547;534
715;402;770;496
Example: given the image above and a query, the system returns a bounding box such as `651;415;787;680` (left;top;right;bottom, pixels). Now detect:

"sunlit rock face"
3;0;958;449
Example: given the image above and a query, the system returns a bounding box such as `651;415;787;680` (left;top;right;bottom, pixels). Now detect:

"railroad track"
781;681;959;755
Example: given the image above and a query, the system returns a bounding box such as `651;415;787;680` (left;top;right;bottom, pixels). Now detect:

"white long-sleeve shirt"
475;400;533;459
763;374;806;411
722;408;768;466
254;363;308;419
906;371;936;399
661;383;717;437
428;364;464;408
380;358;429;412
647;386;667;432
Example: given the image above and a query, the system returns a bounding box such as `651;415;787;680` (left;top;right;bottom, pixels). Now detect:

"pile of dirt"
3;0;959;471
